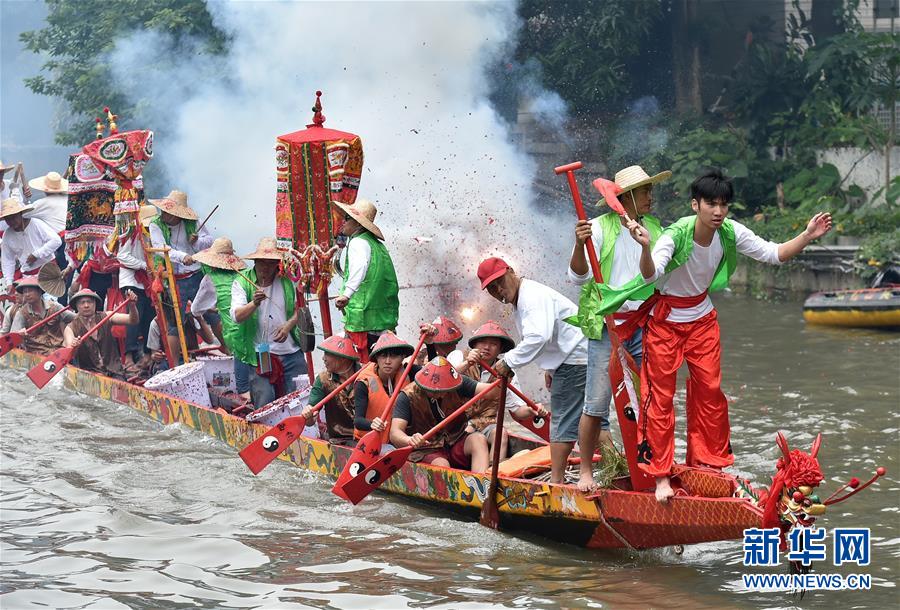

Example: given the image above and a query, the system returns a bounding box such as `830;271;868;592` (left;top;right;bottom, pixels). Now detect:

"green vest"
340;231;400;333
597;215;738;317
151;217;197;268
233;268;303;366
201;264;240;352
566;213;662;339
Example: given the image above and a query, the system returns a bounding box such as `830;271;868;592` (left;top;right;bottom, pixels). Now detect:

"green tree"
21;0;227;146
515;0;663;116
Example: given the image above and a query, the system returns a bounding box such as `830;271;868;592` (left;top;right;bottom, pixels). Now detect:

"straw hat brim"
37;262;66;297
242;251;282;261
193;249;247;270
28;176;69;194
333;201;385;241
71;291;103;308
619;170;672;194
150;198;199;221
0;203;35;220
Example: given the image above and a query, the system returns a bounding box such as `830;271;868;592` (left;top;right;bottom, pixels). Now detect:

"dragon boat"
2;346;881;552
803;286;900;328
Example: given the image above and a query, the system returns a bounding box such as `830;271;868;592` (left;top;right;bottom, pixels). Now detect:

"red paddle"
0;305;71;358
331;333;428;500
592;177;632;221
238;367;363;474
26;300;130;389
555;161;653;492
338;378;503;504
478;359;549;443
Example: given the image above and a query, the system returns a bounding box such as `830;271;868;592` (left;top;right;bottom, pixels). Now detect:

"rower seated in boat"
390;356;496;472
9;276;74;355
63;289;138;377
352;331;418;448
299;335;361;446
460;320;548;460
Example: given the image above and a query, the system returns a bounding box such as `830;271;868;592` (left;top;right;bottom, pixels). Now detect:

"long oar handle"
306;367;363;417
24;305;71;334
195;204;219;234
419;378;502;444
80;300;130;340
234;269;262;290
478;359;542;414
376;332;428;422
555;161;603;283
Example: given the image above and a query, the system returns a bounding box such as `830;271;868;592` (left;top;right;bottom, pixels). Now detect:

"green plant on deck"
857;227;900;279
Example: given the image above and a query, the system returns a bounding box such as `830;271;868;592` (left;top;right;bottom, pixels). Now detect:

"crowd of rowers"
1;162;833;500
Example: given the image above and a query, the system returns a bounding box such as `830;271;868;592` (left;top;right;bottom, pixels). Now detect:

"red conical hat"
415;356;462;392
432;316;463;345
468;320;515;353
318;335;360;361
369;331;414;359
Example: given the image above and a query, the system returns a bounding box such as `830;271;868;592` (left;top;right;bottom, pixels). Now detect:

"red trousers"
346;331;370;364
638;309;733;477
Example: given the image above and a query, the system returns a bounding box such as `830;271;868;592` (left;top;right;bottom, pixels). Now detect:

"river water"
1;294;897;609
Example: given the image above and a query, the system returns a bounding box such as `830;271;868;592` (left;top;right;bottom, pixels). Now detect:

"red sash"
614;290;709;342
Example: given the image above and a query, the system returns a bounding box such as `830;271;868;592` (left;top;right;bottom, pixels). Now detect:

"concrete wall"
819;146;900;203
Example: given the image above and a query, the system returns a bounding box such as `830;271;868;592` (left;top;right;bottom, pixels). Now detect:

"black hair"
690;168;734;204
373;347;411;359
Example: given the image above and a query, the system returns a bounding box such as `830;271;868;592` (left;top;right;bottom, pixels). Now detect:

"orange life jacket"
353;362;411;443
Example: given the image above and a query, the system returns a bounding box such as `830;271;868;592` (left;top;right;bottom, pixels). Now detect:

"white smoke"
108;1;574;356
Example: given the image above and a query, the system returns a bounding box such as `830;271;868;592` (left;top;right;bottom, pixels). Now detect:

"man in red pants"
623;169;832;503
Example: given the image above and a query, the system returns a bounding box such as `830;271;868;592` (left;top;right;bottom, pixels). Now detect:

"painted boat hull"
803;287;900;328
1;348;763;550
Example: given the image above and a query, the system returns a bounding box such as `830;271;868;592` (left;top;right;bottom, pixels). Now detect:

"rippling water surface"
1;294;897;609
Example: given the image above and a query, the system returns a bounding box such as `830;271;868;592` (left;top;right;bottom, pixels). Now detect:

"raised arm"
777;212;833;262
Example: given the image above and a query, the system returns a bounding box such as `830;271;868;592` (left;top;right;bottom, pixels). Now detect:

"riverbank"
730;245;869;296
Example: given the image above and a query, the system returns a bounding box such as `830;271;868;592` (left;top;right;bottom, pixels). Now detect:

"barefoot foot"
654;476;675;504
577;472;597;493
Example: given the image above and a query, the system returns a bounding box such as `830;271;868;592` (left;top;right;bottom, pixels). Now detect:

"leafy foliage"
20;0;228;145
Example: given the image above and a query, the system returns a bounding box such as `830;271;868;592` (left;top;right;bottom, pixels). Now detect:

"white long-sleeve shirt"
26;194;67;233
148;221;212;276
338;234;371;297
567;216;646;318
229;277;299;355
1;217;61;278
646;220;782;322
190;275;218;315
503;278;588;371
116;235;147;289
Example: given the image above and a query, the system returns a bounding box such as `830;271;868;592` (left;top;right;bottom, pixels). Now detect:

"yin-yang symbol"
364;469;381;485
349;461;365;477
261;436;280;452
43;361;57;372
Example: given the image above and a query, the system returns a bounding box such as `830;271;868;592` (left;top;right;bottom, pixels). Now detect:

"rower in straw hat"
0;197;62;292
333;198;400;362
565;164;669;493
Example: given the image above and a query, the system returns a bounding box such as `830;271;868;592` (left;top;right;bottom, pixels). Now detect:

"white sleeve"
191;275;218;315
646;234;675;282
341;237;372;297
147;319;161;351
502;300;554;370
566;221;602;285
229;278;248;323
116;237;146;270
1;238;15;279
733;220;782;265
149;223;188;264
194;224;213;251
10;310;27;333
30;219;61;260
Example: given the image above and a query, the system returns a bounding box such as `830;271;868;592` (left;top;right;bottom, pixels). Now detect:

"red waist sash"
614;290;709;342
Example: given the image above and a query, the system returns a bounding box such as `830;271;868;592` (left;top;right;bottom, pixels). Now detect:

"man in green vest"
333;198;400;363
620;168;832;503
567;165;668;492
230;237;310;409
191;237;251;398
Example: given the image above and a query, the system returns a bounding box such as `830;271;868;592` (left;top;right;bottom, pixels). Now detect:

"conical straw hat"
333;198;385;241
0;197;34;220
150;190;198;220
28;171;68;194
194;237;247;270
612;165;672;193
242;237;282;261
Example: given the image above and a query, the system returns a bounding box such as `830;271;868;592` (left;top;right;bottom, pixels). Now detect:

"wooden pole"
147;246;190;364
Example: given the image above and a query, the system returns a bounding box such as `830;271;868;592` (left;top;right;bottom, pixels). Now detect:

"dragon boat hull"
803;286;900;328
1;347;763;550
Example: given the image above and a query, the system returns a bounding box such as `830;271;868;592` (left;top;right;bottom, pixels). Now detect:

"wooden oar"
0;305;70;358
555;161;653;492
478;359;550;442
194;204;219;234
331;333;428;500
234;268;262;290
26;300;130;389
480;377;508;529
238;368;363;474
338;378;503;505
